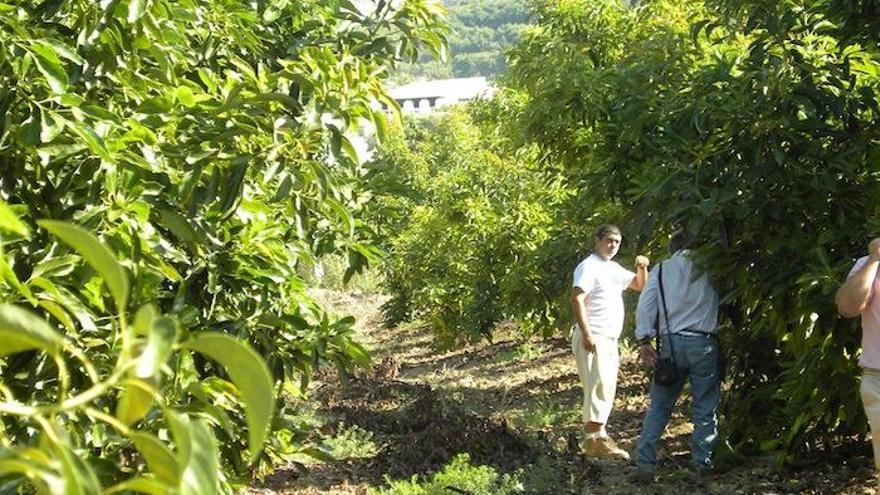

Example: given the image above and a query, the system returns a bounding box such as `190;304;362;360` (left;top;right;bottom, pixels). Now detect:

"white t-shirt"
848;256;880;369
572;253;636;339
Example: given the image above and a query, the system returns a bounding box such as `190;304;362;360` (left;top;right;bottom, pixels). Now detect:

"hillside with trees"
393;0;529;82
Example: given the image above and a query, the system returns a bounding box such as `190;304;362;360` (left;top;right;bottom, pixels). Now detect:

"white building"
387;76;494;114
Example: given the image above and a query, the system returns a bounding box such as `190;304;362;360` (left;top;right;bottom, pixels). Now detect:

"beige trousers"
571;327;620;424
861;370;880;471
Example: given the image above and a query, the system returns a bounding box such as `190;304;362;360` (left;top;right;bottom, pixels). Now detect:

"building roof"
388;76;493;102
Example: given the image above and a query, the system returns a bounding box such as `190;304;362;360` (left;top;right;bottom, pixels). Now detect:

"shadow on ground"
252;294;879;495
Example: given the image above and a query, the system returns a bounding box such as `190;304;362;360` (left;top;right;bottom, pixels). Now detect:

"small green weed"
324;423;378;459
497;343;541;363
516;395;578;429
520;456;564;493
369;453;523;495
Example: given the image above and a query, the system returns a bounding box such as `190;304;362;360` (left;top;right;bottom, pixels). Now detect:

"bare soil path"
249;291;878;494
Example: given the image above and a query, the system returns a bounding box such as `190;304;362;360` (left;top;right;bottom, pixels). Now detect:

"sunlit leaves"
169;413;220;495
38;221;129;312
0;201;29;237
371;109;572;345
129;432;179;485
182;333;275;464
0;304;63;357
116;380;155;427
27;42;68;94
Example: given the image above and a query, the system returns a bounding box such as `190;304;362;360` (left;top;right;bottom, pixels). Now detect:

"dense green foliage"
393;0;528;81
0;0;445;491
374;0;880;461
368;109;575;347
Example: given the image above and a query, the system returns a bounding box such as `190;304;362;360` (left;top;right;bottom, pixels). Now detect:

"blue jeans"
636;333;720;473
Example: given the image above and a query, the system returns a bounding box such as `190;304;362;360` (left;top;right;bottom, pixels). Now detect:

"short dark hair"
669;228;694;253
595;224;621;239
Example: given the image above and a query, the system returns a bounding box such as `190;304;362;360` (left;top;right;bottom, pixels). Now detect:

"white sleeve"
848;256;869;279
572;261;595;293
848;256;875;302
635;265;661;340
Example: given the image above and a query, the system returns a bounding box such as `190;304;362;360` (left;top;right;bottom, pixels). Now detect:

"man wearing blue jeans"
632;232;720;482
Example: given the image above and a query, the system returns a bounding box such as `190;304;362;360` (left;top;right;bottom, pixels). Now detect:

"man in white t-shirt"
571;224;649;459
836;237;880;491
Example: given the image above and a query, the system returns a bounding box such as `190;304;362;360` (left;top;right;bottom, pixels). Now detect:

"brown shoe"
582;437;631;460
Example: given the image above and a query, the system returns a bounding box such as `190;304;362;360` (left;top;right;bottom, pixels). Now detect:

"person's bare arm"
628;255;650;291
571;287;596;353
836;238;880;318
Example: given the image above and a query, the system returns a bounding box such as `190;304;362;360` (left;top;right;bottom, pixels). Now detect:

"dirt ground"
248;290;878;494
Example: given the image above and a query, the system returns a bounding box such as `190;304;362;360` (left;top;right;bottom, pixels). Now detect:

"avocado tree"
0;0;447;491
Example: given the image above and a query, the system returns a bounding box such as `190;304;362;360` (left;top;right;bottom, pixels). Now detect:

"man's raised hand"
869;238;880;262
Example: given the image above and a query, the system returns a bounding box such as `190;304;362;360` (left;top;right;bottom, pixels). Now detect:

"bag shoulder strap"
655;262;675;362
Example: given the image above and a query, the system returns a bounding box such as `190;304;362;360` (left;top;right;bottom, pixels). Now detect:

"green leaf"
28;43;68;94
18;109;40;147
51;433;101;495
66;121;113;162
104;477;169;495
0;304;63;357
175;86;196;108
249;92;299;110
37;221;129;311
326;197;355;236
116;380;154;426
30;254;80;280
0;201;29;237
167;414;219;495
37;299;75;333
339;135;360;164
128;0;148;23
136;316;177;378
183;382;237;439
36;39;83;66
0;258;36;305
218;158;249;217
81;104;120;123
129;432;179;485
371;108;389;143
345;340;371;368
135;97;172;114
157;208;200;244
133;304;158;336
40;111;65;143
0;457;60;488
181;333;274;463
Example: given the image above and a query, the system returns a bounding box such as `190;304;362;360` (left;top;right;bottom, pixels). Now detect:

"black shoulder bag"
654;263;681;386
